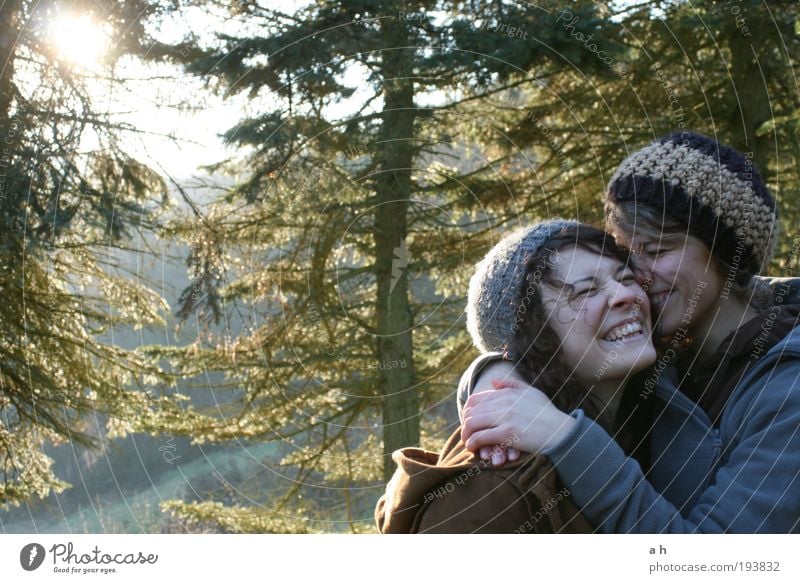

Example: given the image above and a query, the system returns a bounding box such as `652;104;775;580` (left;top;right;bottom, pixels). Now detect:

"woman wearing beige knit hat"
459;131;800;533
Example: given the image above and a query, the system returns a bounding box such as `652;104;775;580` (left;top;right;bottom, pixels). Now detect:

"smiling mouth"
602;320;645;342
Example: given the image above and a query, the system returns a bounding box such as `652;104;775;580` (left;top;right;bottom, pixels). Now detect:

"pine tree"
543;0;800;262
0;0;186;506
149;0;623;530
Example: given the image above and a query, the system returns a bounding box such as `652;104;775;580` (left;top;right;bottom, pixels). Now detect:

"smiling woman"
376;221;657;533
47;12;111;68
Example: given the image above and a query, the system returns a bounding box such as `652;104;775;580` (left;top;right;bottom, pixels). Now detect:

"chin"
619;354;656;377
636;349;658;371
621;341;658;373
654;313;683;337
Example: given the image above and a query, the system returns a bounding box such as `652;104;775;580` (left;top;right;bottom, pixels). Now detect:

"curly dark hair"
509;224;629;428
508;222;655;466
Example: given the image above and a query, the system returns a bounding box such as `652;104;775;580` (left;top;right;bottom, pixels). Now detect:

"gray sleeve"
456;352;507;422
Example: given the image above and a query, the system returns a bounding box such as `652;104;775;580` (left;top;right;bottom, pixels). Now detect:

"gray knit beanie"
466;220;578;354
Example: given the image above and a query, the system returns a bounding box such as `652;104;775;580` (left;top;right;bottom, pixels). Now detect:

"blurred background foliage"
1;0;798;532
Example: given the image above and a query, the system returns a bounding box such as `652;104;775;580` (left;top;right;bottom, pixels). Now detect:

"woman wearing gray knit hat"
460;131;800;533
465;220;656;418
376;220;656;532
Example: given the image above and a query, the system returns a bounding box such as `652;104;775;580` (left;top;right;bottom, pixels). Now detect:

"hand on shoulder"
461;377;577;459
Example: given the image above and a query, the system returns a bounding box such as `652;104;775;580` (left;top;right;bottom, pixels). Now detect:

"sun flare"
48;13;111;68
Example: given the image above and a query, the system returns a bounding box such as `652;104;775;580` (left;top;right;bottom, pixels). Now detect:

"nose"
608;280;639;311
631;258;654;292
634;267;654;292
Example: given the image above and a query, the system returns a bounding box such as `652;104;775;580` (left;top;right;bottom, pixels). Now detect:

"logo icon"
20;543;46;571
390;240;411;294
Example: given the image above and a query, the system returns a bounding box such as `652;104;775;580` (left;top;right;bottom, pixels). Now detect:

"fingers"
491;445;508;467
463;384;519;414
461;412;498;444
463;388;497;410
464;427;513;453
477;444;520;465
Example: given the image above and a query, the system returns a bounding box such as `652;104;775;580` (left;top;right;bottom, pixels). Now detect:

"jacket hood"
376;429;592;534
375;429;484;533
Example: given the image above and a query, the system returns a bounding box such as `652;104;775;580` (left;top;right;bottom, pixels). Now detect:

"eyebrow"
565;264;626;287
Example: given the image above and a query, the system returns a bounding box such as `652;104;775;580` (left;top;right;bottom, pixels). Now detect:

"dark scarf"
615;303;800;471
677;304;800;426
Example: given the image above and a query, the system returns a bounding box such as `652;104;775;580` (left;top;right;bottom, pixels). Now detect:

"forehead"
551;245;625;281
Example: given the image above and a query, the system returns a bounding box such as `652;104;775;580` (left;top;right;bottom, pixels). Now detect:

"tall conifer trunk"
727;9;772;176
0;2;20;139
374;7;419;482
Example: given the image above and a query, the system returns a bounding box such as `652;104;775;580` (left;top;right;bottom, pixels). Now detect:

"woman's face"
611;229;723;337
539;246;657;386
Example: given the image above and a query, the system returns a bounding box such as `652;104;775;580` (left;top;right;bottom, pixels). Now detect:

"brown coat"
375;429;592;533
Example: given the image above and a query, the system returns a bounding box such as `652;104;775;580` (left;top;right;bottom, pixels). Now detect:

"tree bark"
374;9;419;482
727;7;772;177
0;1;20;135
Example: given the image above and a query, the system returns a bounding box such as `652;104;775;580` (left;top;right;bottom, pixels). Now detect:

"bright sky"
39;2;311;180
42;1;642;180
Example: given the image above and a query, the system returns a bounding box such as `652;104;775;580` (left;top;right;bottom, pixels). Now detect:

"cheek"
560;333;591;370
554;299;604;337
554;302;581;326
651;256;678;280
702;262;724;291
582;297;606;330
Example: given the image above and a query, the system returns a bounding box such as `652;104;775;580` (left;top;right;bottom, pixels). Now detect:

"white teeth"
603;321;643;341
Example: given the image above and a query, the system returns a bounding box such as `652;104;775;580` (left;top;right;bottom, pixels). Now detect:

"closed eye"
574;287;598;298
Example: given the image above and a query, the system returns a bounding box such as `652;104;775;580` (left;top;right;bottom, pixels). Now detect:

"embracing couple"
376;131;800;534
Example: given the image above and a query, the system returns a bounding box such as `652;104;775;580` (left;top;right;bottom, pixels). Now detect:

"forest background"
1;0;799;533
